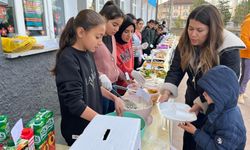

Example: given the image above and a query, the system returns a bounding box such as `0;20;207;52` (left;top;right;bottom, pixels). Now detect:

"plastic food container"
144;85;160;104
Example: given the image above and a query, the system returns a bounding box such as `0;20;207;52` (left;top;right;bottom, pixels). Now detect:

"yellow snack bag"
1;36;36;53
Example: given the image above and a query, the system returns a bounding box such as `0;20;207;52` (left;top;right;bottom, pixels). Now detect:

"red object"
21;128;34;139
20;128;35;150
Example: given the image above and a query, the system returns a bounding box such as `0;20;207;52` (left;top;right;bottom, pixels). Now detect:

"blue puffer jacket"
194;65;246;150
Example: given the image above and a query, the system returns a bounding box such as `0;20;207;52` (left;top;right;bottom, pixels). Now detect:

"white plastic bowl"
122;94;153;124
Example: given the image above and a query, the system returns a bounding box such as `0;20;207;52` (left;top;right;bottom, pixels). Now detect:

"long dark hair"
178;4;224;73
99;1;124;20
51;9;105;75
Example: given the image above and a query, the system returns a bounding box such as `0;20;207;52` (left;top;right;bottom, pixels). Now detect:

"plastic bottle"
42;110;55;150
0;115;10;144
33;119;47;149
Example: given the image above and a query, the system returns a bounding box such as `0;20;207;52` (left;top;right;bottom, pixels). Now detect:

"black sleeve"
142;29;150;44
165;48;186;86
56;53;87;117
220;49;240;78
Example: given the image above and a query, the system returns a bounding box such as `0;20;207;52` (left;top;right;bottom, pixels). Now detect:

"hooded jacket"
240;13;250;59
193;65;246;150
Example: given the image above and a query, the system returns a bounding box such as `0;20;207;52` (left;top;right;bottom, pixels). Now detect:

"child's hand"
178;122;197;134
114;97;124;116
189;103;202;116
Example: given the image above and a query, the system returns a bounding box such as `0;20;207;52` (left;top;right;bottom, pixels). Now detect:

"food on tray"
147;88;158;94
152;58;165;63
141;69;153;78
155;51;167;59
146;88;160;104
143;62;165;68
155;69;167;79
140;68;167;79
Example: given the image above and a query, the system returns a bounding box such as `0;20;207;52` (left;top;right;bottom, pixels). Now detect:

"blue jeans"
102;85;117;114
239;58;250;94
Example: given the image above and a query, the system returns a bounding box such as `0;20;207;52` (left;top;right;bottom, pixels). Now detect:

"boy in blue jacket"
179;65;246;150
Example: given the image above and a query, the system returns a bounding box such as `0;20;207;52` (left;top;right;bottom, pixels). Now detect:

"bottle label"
0;122;9;142
34;125;47;145
0;132;6;141
46;118;54;132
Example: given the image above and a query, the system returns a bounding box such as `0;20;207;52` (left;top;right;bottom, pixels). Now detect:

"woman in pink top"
93;1;124;113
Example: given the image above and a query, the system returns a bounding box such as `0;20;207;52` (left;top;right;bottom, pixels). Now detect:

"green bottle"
0;115;10;144
4;139;16;150
43;110;54;133
41;109;55;150
33;119;47;149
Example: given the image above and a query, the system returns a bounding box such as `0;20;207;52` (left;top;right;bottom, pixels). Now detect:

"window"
184;12;188;17
95;0;107;12
52;0;65;37
120;0;124;12
173;12;178;17
1;0;72;58
22;0;46;36
0;1;16;37
99;0;105;11
131;0;136;16
87;0;95;10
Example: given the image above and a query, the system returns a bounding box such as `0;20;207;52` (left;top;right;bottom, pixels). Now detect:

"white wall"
123;0;131;14
14;0;26;35
136;0;142;18
142;1;147;23
148;5;156;20
64;0;78;21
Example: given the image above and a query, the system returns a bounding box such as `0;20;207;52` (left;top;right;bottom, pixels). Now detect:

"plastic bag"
1;36;36;53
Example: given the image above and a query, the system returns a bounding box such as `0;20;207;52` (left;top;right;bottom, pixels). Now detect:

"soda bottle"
33;119;47;149
0;115;10;144
42;110;55;150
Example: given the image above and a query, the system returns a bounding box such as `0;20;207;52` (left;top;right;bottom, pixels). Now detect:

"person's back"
195;65;246;150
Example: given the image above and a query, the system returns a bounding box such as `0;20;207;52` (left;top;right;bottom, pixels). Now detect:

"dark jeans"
102;83;118;114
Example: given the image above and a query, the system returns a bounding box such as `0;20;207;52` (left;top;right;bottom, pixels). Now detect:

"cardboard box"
70;115;141;150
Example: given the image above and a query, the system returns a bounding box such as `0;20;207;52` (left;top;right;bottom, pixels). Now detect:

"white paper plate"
159;102;197;122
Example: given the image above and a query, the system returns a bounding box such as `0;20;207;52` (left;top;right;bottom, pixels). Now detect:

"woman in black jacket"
159;4;245;150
